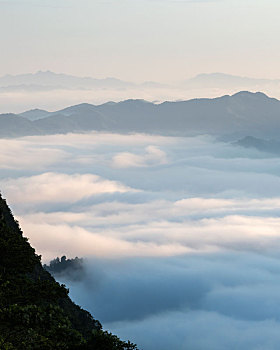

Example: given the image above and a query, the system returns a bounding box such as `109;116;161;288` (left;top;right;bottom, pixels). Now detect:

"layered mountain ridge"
1;91;279;140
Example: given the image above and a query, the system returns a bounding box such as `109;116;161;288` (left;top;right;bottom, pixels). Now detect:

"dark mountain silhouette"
0;114;42;137
1;91;280;139
0;193;137;349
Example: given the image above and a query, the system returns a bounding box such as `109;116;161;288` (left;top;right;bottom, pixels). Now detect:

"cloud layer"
3;172;135;204
2;131;280;348
64;253;280;350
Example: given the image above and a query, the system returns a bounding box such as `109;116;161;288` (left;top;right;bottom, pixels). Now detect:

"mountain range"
183;73;279;88
0;71;279;93
0;71;165;92
1;91;280;140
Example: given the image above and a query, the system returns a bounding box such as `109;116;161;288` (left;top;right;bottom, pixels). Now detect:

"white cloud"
18;209;280;261
21;197;280;228
112;145;168;168
23;132;175;148
19;219;191;262
0;138;68;170
2;172;137;204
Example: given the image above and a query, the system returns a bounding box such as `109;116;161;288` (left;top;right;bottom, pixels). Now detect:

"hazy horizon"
1;69;280;85
1;69;280;113
1;0;280;82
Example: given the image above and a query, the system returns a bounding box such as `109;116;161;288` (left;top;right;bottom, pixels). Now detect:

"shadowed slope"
0;194;137;349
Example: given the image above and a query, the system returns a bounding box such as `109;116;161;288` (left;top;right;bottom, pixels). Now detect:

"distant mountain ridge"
0;71;164;91
1;91;280;140
1;71;278;93
184;73;278;88
19;108;51;121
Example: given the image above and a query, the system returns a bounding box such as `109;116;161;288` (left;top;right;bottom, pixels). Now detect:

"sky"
1;0;280;82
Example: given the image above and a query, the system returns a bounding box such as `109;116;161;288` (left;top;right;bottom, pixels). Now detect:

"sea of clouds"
2;132;280;349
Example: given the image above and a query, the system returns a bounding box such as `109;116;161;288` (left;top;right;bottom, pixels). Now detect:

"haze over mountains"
1;91;280;143
1;71;280;114
183;73;280;89
1;71;279;92
0;71;161;92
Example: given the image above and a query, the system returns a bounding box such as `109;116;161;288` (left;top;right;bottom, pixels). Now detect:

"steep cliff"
0;194;137;350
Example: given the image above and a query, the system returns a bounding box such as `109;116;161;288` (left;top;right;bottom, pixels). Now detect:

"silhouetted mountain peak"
232;91;269;99
19;108;51;121
119;99;152;105
58;103;96;116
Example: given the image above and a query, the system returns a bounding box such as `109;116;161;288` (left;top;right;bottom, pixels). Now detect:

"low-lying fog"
2;132;280;349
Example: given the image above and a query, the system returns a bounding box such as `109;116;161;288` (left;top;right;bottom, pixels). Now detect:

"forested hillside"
0;193;137;350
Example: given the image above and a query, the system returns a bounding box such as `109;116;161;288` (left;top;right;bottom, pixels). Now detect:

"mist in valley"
2;130;280;349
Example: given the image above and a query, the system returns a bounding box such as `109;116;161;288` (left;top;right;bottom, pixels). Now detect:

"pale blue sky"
0;0;279;81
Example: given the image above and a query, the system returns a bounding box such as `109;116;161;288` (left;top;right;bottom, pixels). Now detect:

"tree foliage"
43;256;85;281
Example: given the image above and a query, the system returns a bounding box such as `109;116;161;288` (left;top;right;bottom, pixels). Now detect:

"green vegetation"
43;256;85;281
0;194;138;350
